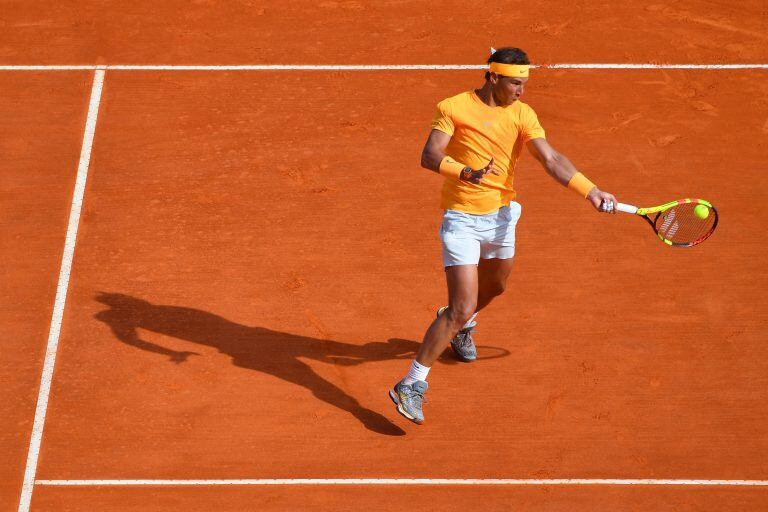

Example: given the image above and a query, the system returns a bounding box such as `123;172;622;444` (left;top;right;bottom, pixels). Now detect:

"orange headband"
489;62;529;78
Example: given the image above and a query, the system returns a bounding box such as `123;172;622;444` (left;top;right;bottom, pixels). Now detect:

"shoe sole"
389;389;423;424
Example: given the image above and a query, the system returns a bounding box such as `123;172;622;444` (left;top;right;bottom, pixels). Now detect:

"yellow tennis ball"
694;204;709;219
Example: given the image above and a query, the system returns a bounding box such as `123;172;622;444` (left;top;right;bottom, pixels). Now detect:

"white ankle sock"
402;360;430;385
463;312;478;329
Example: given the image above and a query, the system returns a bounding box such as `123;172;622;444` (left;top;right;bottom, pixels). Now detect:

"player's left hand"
461;157;500;184
587;188;618;214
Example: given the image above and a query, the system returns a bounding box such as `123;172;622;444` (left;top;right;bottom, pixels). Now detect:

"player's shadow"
94;293;509;436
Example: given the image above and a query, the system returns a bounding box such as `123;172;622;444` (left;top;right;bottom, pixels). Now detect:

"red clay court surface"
2;2;768;511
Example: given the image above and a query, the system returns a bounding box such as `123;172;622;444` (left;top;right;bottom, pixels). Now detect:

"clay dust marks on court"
27;70;768;493
34;71;473;482
1;1;768;66
30;482;768;512
486;69;768;479
0;72;93;512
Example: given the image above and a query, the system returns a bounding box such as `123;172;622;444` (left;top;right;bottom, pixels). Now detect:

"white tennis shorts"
440;201;522;268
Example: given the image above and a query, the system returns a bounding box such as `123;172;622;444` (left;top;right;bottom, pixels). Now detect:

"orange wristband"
439;156;468;180
567;172;597;198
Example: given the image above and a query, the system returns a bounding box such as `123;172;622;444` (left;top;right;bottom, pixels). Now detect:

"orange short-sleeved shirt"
431;91;545;214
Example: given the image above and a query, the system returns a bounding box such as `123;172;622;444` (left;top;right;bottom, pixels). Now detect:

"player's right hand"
587;188;618;214
461;157;500;184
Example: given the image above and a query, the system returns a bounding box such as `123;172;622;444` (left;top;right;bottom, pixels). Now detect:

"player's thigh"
478;257;515;289
478;201;521;285
445;264;478;315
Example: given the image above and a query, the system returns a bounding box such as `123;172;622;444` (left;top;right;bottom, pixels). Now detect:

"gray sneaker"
437;306;477;362
389;380;428;424
451;325;477;362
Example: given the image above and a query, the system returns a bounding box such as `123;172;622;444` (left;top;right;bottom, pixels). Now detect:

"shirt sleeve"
519;104;546;142
430;98;455;136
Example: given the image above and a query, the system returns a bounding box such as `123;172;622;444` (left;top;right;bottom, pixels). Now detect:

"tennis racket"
602;198;718;247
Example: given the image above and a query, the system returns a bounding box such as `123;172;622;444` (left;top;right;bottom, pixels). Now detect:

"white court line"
0;65;104;70
0;63;767;71
34;478;768;487
17;69;106;512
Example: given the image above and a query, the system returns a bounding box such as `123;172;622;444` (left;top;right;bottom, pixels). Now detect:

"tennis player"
390;47;618;424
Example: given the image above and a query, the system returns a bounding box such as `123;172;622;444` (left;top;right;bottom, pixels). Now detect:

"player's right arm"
420;129;498;184
420;129;452;172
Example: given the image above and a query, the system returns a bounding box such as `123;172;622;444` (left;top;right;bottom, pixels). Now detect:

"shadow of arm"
106;321;199;364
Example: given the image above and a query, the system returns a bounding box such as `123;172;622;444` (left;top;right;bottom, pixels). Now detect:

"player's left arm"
526;137;617;213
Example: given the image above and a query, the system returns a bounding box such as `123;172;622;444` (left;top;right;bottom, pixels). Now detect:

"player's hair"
485;47;530;80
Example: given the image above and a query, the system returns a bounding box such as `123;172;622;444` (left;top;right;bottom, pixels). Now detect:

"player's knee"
446;303;476;329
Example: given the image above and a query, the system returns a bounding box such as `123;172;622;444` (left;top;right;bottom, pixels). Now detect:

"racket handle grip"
616;202;638;214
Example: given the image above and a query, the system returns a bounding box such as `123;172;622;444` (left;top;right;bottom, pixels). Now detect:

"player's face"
492;74;528;106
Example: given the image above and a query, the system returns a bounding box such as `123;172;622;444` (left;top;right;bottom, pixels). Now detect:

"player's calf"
438;306;478;362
